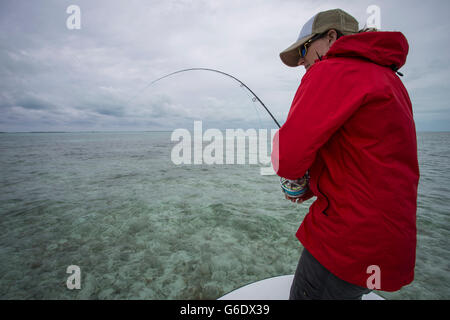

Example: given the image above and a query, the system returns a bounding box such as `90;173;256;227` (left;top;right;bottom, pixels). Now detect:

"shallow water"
0;131;448;299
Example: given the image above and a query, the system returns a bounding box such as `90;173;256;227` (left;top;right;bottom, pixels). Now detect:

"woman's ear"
327;29;338;45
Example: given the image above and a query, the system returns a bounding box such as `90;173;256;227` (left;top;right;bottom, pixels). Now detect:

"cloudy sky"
0;0;449;132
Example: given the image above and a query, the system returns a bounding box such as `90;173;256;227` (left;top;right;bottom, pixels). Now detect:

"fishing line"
238;82;264;129
127;68;281;129
130;68;309;195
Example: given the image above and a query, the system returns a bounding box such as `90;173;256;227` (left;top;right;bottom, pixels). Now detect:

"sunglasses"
298;34;322;58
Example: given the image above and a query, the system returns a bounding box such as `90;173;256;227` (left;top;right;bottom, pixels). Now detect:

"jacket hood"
325;31;409;71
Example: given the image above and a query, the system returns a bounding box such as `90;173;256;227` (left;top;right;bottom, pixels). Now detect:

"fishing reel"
280;172;310;198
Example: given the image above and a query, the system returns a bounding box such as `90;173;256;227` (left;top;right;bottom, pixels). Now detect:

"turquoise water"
0;131;449;299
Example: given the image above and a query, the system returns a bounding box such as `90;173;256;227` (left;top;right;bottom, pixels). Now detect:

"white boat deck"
219;275;384;300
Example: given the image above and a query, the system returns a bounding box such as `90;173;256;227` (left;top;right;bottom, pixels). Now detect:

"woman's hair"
358;27;378;33
335;30;345;39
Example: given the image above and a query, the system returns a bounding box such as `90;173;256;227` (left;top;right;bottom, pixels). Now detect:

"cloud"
0;0;449;131
15;94;56;111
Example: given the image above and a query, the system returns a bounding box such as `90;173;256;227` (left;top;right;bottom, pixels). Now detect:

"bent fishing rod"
138;68;309;192
133;68;281;129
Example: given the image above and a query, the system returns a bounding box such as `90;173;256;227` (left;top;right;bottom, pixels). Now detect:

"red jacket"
272;32;419;291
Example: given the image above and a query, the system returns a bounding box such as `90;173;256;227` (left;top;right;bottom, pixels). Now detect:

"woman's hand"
284;188;314;204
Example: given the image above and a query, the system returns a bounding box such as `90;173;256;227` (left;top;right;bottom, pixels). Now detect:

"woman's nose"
297;57;305;66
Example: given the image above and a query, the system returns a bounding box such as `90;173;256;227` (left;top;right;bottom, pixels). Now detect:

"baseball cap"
280;9;359;67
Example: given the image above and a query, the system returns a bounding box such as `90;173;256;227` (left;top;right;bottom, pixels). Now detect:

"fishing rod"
135;68;281;128
138;68;309;194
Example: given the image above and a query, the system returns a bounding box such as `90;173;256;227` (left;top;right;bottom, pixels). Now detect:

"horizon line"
1;130;449;134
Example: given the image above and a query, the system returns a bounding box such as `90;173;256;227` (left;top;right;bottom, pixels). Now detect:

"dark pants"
289;248;371;300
